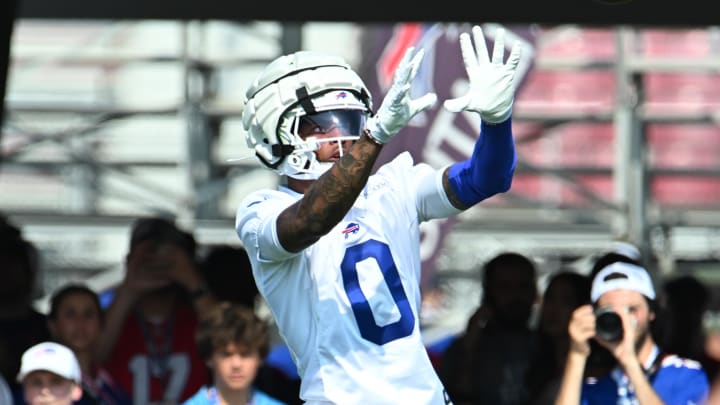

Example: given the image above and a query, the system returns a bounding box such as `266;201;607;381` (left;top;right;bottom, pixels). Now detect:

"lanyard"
611;345;661;405
135;309;176;378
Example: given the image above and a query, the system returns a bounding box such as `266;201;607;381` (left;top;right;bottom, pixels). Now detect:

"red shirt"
104;303;209;404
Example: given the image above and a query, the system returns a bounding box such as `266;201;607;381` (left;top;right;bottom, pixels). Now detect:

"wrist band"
363;129;384;146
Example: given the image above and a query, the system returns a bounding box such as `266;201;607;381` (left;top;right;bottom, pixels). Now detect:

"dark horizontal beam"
16;0;715;26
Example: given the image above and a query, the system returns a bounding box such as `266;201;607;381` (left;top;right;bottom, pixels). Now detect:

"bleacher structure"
2;22;720;312
438;25;720;295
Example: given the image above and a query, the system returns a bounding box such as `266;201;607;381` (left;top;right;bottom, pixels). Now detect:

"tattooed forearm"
442;167;471;210
320;143;377;205
279;131;382;252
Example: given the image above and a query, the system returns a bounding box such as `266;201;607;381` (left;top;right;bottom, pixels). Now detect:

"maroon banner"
360;23;537;288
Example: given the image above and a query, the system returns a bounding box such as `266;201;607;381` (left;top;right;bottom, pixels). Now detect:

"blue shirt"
182;386;287;405
581;353;709;405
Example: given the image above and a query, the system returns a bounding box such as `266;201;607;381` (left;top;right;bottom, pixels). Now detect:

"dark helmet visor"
298;109;367;137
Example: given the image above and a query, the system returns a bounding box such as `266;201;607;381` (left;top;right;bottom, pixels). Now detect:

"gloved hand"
366;46;438;144
444;25;522;124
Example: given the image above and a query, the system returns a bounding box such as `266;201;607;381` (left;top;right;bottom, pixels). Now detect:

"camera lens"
595;307;623;342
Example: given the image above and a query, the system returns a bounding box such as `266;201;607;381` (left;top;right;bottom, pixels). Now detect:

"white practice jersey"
235;152;459;405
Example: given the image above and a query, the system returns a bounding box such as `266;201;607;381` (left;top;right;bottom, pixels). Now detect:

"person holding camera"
95;216;217;404
554;261;709;405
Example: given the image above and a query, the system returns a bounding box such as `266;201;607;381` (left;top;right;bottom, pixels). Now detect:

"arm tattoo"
442;167;471;211
279;131;381;252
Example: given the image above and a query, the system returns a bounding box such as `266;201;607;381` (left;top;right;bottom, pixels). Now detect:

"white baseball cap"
17;342;81;383
590;261;656;303
612;241;641;261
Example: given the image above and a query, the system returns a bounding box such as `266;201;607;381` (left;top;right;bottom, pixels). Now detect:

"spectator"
526;270;591;405
200;245;258;310
704;310;720;396
0;214;51;396
439;252;540;405
554;261;709;405
183;301;286;405
710;377;720;405
201;244;301;404
95;216;216;404
48;283;131;405
707;359;720;405
17;341;83;405
585;245;643;377
656;274;709;363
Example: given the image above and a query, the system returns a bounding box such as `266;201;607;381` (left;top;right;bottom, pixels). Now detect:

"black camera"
594;307;623;342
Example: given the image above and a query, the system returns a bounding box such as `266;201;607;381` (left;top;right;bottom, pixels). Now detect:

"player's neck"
286;176;314;194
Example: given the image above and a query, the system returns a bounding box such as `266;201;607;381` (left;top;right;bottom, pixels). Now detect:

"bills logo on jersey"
335;91;348;100
341;222;360;239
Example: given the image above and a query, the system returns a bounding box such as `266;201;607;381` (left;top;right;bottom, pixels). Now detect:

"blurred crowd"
2;211;720;404
0;213;291;405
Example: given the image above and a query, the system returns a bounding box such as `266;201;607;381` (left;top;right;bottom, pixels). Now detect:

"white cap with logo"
590;261;656;303
16;342;81;383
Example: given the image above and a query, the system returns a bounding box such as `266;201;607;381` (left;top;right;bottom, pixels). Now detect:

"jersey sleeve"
376;152;461;222
235;189;299;262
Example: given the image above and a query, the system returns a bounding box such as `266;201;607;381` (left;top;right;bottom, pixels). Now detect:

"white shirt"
235;152;459;405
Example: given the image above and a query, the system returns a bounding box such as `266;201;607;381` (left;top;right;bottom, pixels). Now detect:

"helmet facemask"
241;51;373;180
279;103;368;180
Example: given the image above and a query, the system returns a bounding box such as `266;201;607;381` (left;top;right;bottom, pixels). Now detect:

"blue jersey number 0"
340;239;415;345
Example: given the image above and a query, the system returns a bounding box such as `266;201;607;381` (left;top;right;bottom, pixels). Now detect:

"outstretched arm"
442;25;522;210
277;47;437;252
443;119;516;210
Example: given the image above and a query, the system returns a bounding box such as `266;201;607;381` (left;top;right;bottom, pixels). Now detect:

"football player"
235;25;523;405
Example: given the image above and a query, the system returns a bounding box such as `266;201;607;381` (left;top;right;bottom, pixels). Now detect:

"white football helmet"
242;51;373;180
